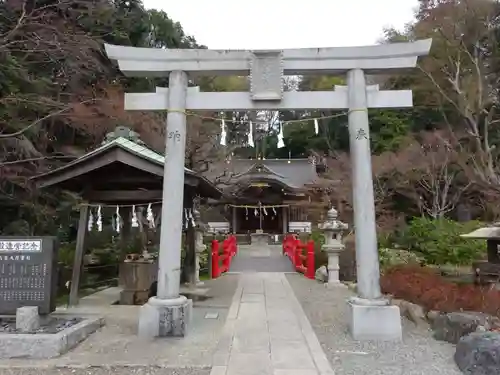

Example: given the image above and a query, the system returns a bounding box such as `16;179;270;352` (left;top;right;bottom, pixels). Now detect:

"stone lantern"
193;209;208;286
318;207;348;287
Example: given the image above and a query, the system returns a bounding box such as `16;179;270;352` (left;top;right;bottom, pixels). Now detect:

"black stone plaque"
0;236;58;315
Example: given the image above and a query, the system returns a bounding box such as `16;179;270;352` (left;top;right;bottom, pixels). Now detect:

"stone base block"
250;233;269;246
16;306;40;332
0;317;103;359
138;295;192;339
347;298;402;341
325;281;348;289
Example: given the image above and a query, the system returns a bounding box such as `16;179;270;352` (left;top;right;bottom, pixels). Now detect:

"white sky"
143;0;419;49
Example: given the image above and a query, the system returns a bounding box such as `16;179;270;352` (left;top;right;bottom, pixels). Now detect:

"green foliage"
266;121;330;158
262;108;411;158
57;242;76;267
369;110;411;153
396;217;486;265
0;0;203;237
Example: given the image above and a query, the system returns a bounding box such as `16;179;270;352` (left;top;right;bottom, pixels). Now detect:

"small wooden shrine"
32;126;222;305
461;226;500;284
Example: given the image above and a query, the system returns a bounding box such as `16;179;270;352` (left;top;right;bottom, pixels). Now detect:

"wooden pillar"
282;206;288;234
120;206;132;250
232;206;237;234
69;204;89;306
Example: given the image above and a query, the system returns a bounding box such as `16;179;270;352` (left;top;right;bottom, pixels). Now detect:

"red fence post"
211;240;220;278
222;240;230;272
211;236;238;278
284;234;312;275
294;238;301;271
283;234;295;259
305;240;315;279
229;235;236;256
282;235;316;279
227;235;236;271
227;239;232;269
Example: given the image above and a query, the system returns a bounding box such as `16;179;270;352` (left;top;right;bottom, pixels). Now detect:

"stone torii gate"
105;39;432;341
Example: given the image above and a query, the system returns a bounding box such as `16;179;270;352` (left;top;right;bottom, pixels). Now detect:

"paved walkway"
210;272;334;375
229;244;295;273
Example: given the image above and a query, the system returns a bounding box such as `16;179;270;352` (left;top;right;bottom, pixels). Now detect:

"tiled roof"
31;136;224;199
206;158;318;190
461;226;500;239
81;136;195;173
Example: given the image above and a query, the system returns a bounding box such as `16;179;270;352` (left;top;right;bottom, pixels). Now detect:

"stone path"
229;244;295;273
210;272;334;375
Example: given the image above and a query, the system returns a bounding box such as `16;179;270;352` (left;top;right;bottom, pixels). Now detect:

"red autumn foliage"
380;265;500;317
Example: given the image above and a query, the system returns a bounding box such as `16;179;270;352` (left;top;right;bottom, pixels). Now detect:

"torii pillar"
105;39;432;340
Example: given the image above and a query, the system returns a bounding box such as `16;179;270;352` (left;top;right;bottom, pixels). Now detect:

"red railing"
211;235;237;278
282;234;315;279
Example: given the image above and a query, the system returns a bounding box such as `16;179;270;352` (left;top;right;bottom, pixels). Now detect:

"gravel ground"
286;274;462;375
0;275;239;371
0;366;210;375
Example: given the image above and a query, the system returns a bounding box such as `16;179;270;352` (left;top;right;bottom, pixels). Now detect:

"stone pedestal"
250;232;268;246
16;306;40;332
119;261;158;305
138;296;192;339
318;207;348;287
347;297;402;341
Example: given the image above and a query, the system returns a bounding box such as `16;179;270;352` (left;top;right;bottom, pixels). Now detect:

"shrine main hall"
203;157;322;235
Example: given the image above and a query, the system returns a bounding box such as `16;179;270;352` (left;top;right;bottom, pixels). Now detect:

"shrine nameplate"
250;51;284;101
0;236;58;315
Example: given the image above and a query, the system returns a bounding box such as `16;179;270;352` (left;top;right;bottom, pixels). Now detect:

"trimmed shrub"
381;265;500;317
396;217;485;265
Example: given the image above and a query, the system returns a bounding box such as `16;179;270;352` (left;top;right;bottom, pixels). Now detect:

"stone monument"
318;207;348;287
0;236;58;315
105;38;431;340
